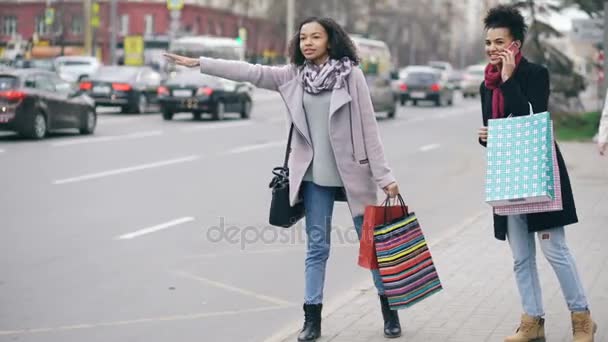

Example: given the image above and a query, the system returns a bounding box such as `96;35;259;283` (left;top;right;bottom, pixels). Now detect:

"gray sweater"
302;91;343;187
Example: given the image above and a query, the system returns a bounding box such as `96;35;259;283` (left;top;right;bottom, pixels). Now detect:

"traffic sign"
91;2;100;28
167;0;183;11
124;35;144;66
572;19;603;43
45;8;55;26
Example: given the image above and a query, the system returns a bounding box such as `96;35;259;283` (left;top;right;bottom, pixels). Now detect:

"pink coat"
199;57;396;217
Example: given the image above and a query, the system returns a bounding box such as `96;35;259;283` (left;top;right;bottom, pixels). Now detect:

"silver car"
461;65;485;98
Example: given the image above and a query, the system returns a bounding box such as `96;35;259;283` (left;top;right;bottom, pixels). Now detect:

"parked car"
461;64;486;98
0;69;96;139
80;65;162;114
399;66;454;106
55;56;101;83
157;71;252;121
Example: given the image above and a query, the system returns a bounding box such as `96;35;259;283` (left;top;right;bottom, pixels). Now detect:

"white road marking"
175;271;296;307
419;143;440;152
181;121;253;132
52;131;163;147
116;217;195;240
53;155;200;185
226;140;284;154
0;306;288;336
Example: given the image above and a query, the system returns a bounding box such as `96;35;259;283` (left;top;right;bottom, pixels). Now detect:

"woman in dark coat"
477;5;597;342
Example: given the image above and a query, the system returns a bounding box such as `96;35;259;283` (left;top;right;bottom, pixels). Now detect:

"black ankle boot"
297;303;322;342
379;295;402;338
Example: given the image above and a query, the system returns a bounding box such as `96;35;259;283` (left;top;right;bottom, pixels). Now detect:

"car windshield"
406;72;438;84
430;64;447;71
93;67;139;81
58;60;93;67
30;60;55;70
0;76;17;90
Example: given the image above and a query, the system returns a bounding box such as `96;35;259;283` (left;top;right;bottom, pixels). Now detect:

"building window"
144;14;154;35
120;14;129;36
35;15;50;35
2;16;18;36
71;17;83;35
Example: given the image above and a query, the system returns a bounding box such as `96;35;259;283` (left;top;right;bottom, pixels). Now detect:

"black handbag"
268;124;305;228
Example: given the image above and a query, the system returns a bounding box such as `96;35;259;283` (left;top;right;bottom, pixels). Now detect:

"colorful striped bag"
373;196;443;310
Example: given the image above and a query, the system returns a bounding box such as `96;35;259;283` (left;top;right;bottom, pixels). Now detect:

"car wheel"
448;97;454;106
412;100;418;106
162;109;174;121
135;94;147;114
240;99;252;119
192;111;203;120
387;110;396;119
212;101;225;121
79;109;96;135
22;112;47;139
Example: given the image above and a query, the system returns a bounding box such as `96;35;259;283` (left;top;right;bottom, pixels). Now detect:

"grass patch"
553;111;601;141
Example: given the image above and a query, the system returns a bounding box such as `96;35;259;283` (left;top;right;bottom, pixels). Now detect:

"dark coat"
479;57;578;241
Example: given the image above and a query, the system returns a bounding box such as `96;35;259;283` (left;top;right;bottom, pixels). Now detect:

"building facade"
0;0;285;64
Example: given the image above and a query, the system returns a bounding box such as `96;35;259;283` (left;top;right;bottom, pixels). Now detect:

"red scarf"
484;53;522;119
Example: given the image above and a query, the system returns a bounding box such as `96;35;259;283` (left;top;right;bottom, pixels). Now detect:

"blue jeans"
507;215;589;317
302;181;385;304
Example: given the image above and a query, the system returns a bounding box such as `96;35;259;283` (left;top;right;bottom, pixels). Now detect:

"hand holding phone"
506;41;519;55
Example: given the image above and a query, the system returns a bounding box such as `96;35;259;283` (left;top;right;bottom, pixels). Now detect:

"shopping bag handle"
507;102;534;118
382;194;408;223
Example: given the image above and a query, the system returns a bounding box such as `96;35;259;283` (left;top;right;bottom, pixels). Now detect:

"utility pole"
604;1;608;97
286;0;295;51
83;0;92;56
109;0;117;64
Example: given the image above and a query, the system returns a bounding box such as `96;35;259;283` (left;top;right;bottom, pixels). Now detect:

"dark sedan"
80;66;162;114
0;69;96;139
399;66;454;107
157;72;252;121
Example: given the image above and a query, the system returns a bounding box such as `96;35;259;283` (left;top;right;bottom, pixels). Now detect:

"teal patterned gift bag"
485;111;556;207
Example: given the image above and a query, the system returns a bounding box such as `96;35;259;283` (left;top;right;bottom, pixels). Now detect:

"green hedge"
554;111;601;141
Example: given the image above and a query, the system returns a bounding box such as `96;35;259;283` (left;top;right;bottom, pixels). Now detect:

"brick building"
0;0;285;64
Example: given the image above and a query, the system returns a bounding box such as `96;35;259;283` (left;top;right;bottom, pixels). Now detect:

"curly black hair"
484;5;528;45
288;17;359;66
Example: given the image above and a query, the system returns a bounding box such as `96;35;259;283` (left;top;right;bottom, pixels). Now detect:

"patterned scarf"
301;57;353;94
484;52;523;119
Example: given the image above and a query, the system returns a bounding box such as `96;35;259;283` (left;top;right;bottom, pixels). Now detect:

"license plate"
411;92;426;99
0;112;15;123
172;89;192;97
93;86;111;94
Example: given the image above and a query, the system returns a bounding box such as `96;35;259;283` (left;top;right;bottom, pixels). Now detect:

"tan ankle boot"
572;310;597;342
504;314;545;342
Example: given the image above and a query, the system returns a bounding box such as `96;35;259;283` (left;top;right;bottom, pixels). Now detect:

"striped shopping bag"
373;197;443;310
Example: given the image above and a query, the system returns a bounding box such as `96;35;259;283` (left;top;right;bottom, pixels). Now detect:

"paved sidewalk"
273;143;608;342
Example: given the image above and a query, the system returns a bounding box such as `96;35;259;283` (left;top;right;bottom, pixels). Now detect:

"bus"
350;35;397;118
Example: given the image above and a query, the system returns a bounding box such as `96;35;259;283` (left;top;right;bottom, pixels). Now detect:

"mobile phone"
507;41;519;55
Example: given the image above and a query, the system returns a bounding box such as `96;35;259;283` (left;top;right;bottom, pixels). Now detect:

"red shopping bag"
358;197;408;270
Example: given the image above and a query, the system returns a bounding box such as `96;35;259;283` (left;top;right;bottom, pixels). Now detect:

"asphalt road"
0;89;489;342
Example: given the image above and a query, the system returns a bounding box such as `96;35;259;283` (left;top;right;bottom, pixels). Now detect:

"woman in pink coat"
165;17;402;341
